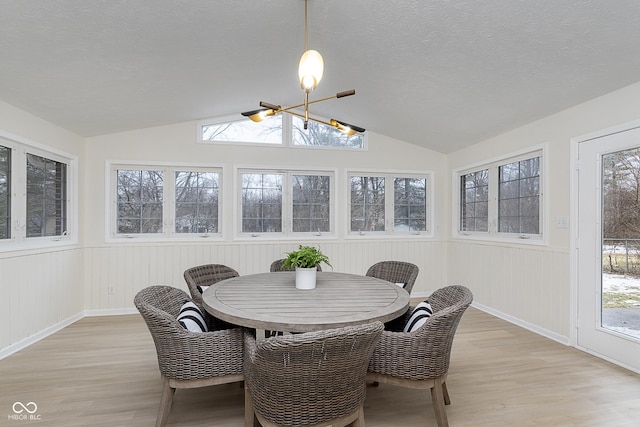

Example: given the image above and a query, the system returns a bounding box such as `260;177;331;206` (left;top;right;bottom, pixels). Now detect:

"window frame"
453;146;546;244
198;113;368;151
0;133;77;253
106;161;224;242
234;166;337;240
346;170;434;239
197;113;285;147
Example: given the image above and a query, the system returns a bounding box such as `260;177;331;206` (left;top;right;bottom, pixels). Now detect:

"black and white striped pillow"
403;300;433;332
196;285;209;294
177;301;209;333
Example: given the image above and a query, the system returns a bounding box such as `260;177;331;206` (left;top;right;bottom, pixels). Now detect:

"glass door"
577;126;640;372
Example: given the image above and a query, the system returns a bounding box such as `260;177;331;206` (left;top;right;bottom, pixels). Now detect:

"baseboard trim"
472;301;570;346
1;301;571;361
84;308;138;317
0;312;84;361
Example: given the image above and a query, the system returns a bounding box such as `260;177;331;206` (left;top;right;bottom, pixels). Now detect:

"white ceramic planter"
295;267;317;290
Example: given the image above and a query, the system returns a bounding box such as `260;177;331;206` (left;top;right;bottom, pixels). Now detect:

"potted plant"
282;245;331;290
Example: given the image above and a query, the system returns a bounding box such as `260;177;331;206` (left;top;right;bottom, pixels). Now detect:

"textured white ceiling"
1;0;640;153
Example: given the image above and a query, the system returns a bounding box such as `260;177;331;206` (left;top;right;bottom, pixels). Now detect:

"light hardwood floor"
1;307;639;426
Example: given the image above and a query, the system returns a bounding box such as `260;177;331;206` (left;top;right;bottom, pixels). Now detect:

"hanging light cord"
304;0;309;52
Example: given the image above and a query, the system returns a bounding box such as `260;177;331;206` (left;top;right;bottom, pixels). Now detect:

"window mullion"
386;174;393;233
165;167;174;237
13;147;26;241
488;165;499;234
283;172;292;234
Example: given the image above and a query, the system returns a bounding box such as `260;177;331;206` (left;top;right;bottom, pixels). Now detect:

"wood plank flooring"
1;307;639;426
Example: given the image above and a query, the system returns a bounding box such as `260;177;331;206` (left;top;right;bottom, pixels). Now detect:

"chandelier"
241;0;365;136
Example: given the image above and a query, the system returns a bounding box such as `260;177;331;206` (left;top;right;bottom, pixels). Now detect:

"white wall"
0;101;85;357
447;81;640;341
5;79;640;356
83;124;449;311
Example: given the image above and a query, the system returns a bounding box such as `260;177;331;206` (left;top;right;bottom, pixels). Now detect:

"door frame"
570;118;640;374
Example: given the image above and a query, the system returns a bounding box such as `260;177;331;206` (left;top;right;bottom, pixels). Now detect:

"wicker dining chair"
244;322;384;427
365;260;419;294
367;285;473;427
183;263;239;306
134;285;245;427
269;258;322;272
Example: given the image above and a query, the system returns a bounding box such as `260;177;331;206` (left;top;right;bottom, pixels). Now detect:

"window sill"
452;233;546;246
0;237;80;257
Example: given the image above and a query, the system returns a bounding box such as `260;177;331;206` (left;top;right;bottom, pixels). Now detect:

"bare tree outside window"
292;175;330;232
116;169;163;234
602;148;640;275
202;116;282;144
498;157;540;234
175;171;219;233
460;169;489;232
350;176;385;232
291;117;364;148
0;145;10;239
241;173;282;233
394;177;428;232
26;153;67;237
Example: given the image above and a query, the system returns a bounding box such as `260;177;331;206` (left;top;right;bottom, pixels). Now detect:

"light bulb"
298;49;324;91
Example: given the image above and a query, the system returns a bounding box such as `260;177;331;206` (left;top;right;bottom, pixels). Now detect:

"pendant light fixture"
241;0;365;136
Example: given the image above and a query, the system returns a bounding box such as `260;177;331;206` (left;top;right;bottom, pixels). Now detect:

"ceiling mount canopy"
241;0;365;137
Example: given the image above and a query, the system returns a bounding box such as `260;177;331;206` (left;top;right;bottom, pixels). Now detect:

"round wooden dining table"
202;271;410;333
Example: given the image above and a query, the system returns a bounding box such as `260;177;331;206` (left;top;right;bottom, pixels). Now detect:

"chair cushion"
196;285;209;294
403;300;433;332
177;301;209;333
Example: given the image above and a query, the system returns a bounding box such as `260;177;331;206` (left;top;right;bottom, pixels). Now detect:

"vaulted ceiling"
1;0;640;153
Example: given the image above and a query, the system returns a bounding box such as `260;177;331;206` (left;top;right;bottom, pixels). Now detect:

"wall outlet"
108;285;116;294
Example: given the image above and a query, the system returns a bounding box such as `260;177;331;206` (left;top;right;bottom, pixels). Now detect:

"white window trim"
345;169;434;239
105;160;224;243
288;115;368;151
234;165;338;241
452;144;548;245
196;113;285;147
197;113;368;151
0;131;78;254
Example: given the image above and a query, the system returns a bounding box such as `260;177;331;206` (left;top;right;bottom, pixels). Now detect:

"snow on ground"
602;273;640;338
603;273;640;295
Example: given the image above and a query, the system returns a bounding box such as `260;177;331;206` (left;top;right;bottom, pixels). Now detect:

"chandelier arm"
259;101;281;111
277;90;356;113
281;110;333;127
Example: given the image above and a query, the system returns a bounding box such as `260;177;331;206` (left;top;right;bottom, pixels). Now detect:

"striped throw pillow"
177;301;209;333
403;300;433;332
196;285;209;294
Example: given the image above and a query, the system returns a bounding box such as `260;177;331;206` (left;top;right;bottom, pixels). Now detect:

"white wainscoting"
0;247;84;357
83;239;448;311
448;240;570;340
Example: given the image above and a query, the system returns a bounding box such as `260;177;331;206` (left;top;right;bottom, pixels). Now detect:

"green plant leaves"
281;245;331;269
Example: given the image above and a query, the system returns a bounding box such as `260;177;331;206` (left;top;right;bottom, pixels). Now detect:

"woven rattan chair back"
269;258;322;272
183;263;239;306
365;260;419;294
134;285;244;427
367;285;473;427
244;322;384;427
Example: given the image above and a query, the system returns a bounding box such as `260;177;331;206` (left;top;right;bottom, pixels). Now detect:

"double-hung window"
110;163;222;240
0;136;75;251
456;149;543;241
238;168;335;238
348;171;432;236
26;153;67;237
0;144;11;240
